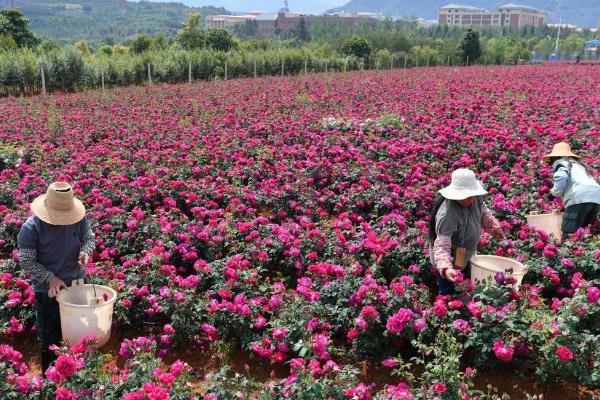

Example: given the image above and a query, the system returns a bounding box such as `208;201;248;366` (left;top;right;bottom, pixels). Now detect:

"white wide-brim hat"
30;182;86;225
439;168;488;200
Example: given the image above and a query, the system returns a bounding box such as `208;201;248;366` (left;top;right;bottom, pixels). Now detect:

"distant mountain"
171;0;348;14
9;0;228;46
328;0;600;28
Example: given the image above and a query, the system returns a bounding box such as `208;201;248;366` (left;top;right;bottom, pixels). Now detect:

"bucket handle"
71;278;85;287
74;259;101;305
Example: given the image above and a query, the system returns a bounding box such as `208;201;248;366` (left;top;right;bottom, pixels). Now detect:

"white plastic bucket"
56;280;117;347
526;213;562;241
470;255;528;288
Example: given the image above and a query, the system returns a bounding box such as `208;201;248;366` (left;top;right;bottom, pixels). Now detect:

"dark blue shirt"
17;216;92;292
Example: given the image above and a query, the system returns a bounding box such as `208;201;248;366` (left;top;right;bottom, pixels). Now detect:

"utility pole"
554;16;562;55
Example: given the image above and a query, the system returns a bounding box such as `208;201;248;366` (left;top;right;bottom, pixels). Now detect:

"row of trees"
1;8;597;95
1;46;448;96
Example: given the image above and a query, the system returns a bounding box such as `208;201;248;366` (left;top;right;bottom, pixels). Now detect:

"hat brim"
439;181;488;200
30;195;86;225
543;151;580;159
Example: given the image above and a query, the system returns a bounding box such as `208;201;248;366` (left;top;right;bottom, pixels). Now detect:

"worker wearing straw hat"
543;142;600;236
428;169;505;295
17;182;95;373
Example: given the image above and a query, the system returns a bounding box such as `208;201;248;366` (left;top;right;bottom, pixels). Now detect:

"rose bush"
1;65;600;396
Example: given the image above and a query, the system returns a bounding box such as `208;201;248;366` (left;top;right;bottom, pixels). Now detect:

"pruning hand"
48;277;67;298
78;252;90;266
443;268;459;283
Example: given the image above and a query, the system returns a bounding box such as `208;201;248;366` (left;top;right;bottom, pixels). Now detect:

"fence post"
147;63;152;86
281;59;284;77
254;59;257;78
101;69;105;91
304;59;307;74
41;66;46;95
404;55;407;69
390;56;393;69
447;56;450;67
188;61;192;84
225;62;228;81
466;55;469;66
325;60;328;73
416;54;419;68
427;57;430;67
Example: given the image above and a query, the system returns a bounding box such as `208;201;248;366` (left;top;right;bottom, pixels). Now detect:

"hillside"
174;0;347;14
5;0;228;46
328;0;600;28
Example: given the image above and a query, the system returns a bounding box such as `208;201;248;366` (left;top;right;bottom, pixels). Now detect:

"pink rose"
492;340;513;362
55;387;76;400
381;358;397;368
587;287;600;303
431;382;447;394
273;328;287;340
386;308;414;334
433;300;447;317
556;346;574;362
55;355;78;378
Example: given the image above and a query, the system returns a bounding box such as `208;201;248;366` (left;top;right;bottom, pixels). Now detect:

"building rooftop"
439;4;488;11
255;13;278;21
497;3;545;13
206;15;257;22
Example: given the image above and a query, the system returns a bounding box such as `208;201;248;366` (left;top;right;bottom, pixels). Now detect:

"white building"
438;3;547;28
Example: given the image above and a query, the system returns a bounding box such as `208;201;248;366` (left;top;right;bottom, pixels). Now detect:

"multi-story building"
205;15;257;29
256;13;278;35
438;3;547;28
206;11;374;36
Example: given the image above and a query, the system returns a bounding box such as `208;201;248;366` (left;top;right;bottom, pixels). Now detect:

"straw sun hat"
30;182;86;225
439;169;488;201
543;142;579;159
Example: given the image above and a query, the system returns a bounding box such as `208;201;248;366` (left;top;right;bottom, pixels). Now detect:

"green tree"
234;19;258;38
177;13;205;50
37;39;60;54
410;45;441;66
0;33;17;50
341;35;373;60
99;45;113;56
152;33;168;50
533;37;555;60
457;28;481;64
504;42;531;64
0;8;39;48
75;41;90;56
206;28;237;52
560;33;585;58
131;34;152;54
39;47;85;91
484;37;507;64
295;16;310;42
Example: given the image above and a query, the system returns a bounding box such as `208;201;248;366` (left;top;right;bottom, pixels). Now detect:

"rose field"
1;65;600;399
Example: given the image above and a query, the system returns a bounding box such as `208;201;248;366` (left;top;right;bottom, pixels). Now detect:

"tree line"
1;8;598;96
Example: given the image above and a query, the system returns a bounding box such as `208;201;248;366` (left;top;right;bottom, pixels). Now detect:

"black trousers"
562;203;600;234
35;292;62;371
